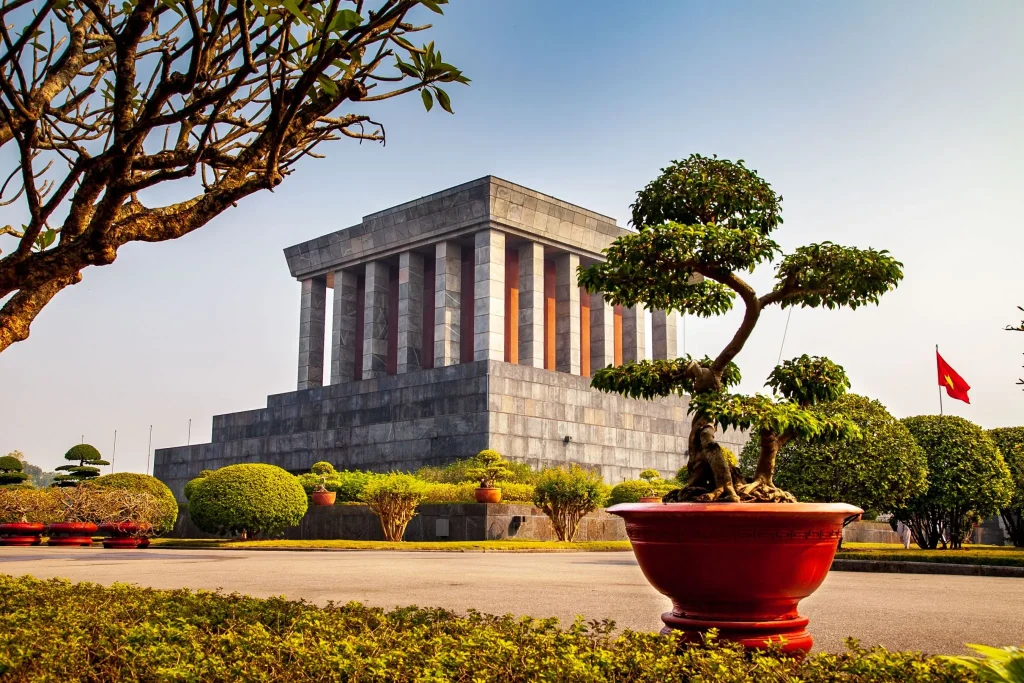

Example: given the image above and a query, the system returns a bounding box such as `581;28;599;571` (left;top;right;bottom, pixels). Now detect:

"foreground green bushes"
0;575;977;682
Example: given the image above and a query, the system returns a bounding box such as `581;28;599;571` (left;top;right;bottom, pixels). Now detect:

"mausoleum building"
153;177;745;500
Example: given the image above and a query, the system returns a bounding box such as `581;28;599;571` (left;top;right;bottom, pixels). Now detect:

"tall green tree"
893;416;1013;549
0;0;467;352
739;394;928;513
987;427;1024;547
580;155;903;503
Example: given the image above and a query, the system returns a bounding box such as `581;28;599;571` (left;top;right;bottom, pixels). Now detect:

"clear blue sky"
2;0;1022;473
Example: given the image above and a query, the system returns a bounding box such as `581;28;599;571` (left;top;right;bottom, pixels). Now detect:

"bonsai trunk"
735;432;797;503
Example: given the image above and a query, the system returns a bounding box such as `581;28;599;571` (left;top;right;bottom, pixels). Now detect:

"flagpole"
936;344;944;416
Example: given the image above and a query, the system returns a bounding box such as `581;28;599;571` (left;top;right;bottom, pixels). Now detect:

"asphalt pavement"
0;547;1020;654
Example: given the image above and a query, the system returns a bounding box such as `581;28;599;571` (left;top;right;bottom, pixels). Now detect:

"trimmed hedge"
0;575;975;681
608;479;675;505
188;464;308;538
89;473;178;535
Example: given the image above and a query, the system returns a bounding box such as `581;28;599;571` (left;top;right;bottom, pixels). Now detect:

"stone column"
473;229;505;362
297;276;327;390
590;293;615;371
396;251;424;374
330;269;359;384
652;309;678;360
433;241;461;367
621;305;646;364
555;253;581;374
518;242;545;368
362;261;390;379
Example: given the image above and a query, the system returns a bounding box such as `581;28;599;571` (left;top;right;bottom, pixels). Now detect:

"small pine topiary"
89;473;179;535
0;455;28;487
187;464;308;539
53;444;109;487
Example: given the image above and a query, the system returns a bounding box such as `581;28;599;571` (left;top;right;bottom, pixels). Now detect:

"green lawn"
151;538;634;552
838;542;1024;568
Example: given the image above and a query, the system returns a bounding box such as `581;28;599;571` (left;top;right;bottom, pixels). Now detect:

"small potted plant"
467;450;513;504
310;476;337;506
637;469;664;503
0;488;52;546
46;486;101;546
97;489;160;549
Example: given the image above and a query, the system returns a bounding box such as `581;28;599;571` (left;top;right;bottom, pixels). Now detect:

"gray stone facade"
153;177;735;502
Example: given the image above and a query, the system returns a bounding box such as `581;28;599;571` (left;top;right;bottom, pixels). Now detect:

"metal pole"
187;418;192;446
147;425;153;475
936;344;944;416
778;307;794;365
111;430;117;472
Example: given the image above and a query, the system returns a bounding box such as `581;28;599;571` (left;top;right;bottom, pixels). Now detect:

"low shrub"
422;482;476;503
183;469;214;501
88;473;178;535
499;482;535;503
359;473;427;542
608;479;674;505
187;464;308;539
533;465;609;541
298;469;375;503
417;454;538;485
0;575;976;682
944;644;1024;683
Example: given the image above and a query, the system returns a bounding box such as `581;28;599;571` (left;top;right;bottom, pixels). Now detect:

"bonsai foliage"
465;450;513;489
0;488;55;523
359;473;427;542
89;473;179;535
581;155;902;503
50;485;106;523
0;0;468;353
532;465;609;542
188;464;308;539
94;489;165;536
53;444;109;487
0;455;28;487
740;394;929;514
893;416;1013;550
987;427;1024;547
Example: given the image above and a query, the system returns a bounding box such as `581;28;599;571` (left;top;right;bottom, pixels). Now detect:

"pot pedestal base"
661;612;812;654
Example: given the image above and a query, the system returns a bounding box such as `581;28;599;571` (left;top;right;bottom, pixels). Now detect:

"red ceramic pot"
608;502;861;655
46;522;99;547
474;487;502;504
98;522;148;549
311;490;337;506
0;522;45;546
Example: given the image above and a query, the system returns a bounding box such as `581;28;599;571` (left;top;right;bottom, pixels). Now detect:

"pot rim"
608;502;862;517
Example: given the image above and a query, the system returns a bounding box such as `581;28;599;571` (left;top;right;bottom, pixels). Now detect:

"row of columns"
297;228;678;390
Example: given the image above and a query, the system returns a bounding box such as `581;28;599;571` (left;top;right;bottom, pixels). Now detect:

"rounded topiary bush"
183;470;214;501
187;464;308;539
90;473;179;535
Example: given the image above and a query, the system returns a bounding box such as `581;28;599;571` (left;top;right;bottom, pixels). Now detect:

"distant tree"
893;416;1013;550
580;155;903;503
53;444;109;487
987;427;1024;547
0;0;467;352
739;394;929;514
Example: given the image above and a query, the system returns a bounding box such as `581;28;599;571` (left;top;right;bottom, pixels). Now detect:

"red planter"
311;490;337;506
608;502;861;655
474;487;502;504
46;522;99;547
98;522;149;549
0;522;45;546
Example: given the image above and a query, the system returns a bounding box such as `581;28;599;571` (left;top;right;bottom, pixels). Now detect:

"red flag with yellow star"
937;351;971;404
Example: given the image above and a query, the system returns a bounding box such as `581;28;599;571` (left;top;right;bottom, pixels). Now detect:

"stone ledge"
831;559;1024;578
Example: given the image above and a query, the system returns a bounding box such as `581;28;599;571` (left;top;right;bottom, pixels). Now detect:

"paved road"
0;547;1020;654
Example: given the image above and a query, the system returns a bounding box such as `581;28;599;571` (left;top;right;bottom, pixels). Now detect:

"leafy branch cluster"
0;0;466;351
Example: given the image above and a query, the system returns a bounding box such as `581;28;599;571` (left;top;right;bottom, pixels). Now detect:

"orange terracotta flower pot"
474;487;502;504
311;490;337;506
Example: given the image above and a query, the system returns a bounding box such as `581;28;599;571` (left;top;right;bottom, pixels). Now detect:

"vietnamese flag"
937;351;971;404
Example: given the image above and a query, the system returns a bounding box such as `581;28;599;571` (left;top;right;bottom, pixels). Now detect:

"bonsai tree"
95;489;165;536
359;473;427;542
89;473;179;536
187;464;308;539
466;450;513;489
987;427;1024;547
740;394;929;514
532;465;609;541
0;455;28;487
893;416;1013;549
579;155;903;503
53;444;109;487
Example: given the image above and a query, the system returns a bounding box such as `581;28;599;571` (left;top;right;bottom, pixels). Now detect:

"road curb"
832;558;1024;578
